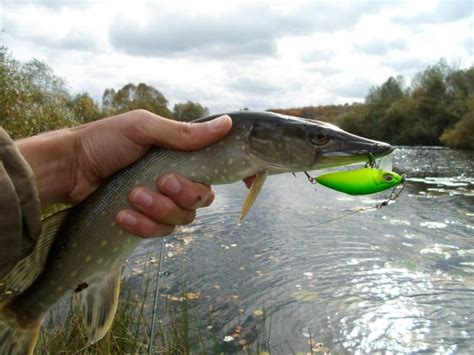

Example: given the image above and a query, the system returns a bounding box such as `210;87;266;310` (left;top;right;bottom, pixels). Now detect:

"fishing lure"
315;167;404;195
304;156;404;196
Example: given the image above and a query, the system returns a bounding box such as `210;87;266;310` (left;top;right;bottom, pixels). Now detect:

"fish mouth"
320;132;394;166
323;140;394;158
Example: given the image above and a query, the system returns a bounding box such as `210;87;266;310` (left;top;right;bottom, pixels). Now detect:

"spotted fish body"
0;111;393;354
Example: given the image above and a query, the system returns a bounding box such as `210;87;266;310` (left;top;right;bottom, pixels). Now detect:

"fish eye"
310;131;329;146
383;174;394;182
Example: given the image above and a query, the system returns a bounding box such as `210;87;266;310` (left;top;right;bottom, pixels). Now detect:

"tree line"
1;46;472;148
272;60;474;149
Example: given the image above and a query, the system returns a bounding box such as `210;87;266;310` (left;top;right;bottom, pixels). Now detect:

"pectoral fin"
239;170;269;223
76;269;121;344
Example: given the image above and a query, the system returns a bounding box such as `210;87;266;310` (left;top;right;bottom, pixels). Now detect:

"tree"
441;96;474;149
366;76;405;107
0;47;78;138
105;83;172;118
69;93;102;123
102;88;116;114
172;101;209;121
411;60;451;102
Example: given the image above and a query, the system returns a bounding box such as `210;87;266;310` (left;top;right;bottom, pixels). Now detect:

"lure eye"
383;173;394;182
310;131;329;146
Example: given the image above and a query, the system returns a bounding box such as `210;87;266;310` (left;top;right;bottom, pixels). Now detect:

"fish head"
306;120;394;169
245;113;394;172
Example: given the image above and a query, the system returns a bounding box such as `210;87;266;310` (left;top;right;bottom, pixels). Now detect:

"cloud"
393;0;473;25
355;38;407;56
2;0;471;114
385;57;428;73
330;78;375;100
227;77;284;96
108;2;383;59
2;2;104;52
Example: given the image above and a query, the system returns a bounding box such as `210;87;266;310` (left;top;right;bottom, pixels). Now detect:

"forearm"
16;128;78;206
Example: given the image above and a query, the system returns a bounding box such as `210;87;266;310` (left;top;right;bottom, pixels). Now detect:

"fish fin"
76;269;121;344
1;209;69;296
0;300;43;355
239;170;269;223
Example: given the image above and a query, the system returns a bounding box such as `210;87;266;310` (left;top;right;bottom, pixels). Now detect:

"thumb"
140;114;233;151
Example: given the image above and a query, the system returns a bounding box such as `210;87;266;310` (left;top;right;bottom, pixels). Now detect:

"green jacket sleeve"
0;128;42;279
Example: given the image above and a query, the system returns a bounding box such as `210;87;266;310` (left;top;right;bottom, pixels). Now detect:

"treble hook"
376;175;406;209
304;171;318;184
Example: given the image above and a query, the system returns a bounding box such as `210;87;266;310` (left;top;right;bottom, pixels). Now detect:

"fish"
0;111;393;354
315;167;404;195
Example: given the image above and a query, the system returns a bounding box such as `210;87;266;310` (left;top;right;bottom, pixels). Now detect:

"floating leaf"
163;294;185;302
292;290;319;302
185;292;199;300
312;342;330;353
253;309;264;316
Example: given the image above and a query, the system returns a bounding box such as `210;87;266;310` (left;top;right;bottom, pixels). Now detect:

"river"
131;146;474;354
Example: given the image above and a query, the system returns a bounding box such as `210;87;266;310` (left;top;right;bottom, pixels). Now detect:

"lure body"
316;167;403;195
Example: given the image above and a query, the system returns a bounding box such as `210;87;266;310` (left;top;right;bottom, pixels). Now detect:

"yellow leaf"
185;292;199;300
253;309;264;316
292;290;319;302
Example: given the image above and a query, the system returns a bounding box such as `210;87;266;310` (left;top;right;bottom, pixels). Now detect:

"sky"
1;0;473;114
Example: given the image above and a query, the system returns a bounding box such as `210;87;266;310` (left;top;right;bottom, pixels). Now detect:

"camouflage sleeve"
0;128;42;279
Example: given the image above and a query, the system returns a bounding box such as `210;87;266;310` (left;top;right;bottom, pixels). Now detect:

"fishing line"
148;236;167;355
310;179;406;227
302;149;406;227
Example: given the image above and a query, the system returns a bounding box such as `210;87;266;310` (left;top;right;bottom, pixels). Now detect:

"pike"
0;111;393;354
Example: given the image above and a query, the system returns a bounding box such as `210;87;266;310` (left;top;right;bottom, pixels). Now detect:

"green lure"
316;167;404;195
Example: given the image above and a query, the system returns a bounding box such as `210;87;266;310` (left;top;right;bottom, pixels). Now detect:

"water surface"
132;146;474;354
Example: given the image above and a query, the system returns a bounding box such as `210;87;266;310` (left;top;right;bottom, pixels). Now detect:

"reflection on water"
131;147;474;353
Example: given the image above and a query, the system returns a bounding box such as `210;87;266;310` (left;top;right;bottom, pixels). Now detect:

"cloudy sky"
1;0;473;113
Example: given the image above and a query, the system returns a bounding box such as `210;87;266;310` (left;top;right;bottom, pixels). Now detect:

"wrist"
17;127;78;206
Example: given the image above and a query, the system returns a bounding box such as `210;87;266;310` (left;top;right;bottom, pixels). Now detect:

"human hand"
18;109;232;238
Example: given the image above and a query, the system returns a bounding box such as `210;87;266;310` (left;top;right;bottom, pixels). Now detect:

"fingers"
116;174;214;238
130;186;197;225
116;210;176;238
131;111;233;151
157;174;215;209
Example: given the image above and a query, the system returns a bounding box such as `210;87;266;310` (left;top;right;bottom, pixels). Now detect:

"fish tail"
0;300;43;355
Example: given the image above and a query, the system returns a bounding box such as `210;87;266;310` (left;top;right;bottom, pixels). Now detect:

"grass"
35;255;272;354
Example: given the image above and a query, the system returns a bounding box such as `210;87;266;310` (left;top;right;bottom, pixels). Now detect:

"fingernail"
133;189;153;207
161;174;181;194
208;115;231;130
118;211;137;226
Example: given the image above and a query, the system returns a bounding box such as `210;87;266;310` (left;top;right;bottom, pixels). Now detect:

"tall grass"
36;255;271;354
